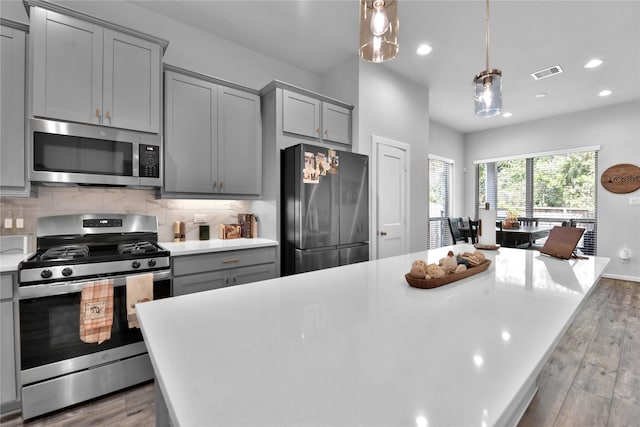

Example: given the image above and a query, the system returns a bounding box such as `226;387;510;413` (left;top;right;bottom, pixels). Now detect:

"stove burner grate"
117;241;158;255
40;245;90;261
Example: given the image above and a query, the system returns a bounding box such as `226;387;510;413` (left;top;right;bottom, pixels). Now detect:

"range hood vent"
531;65;563;80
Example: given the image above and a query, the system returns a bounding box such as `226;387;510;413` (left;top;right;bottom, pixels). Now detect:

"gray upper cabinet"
164;71;217;193
321;102;351;145
28;4;164;133
282;90;321;139
163;66;261;198
0;20;32;197
218;86;261;195
282;88;352;145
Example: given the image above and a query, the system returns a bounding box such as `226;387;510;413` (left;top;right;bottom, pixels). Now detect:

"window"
475;147;599;255
428;155;453;248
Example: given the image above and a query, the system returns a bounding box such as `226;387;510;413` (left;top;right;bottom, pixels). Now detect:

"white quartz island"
137;245;609;427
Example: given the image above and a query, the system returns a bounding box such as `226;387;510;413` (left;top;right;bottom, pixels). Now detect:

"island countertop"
137;245;610;427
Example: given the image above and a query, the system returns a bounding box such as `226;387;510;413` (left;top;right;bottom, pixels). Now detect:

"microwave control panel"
139;144;160;178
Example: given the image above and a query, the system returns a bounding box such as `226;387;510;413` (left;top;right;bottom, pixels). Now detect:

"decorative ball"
426;263;446;279
409;265;427;279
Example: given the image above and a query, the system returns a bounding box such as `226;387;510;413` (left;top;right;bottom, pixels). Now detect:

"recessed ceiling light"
598;89;612;97
584;58;604;69
416;44;433;56
535;93;547;98
502;112;512;118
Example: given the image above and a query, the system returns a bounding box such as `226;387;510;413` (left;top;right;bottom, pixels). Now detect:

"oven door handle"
18;270;171;299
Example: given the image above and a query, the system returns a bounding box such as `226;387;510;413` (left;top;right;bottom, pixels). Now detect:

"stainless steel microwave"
28;118;162;187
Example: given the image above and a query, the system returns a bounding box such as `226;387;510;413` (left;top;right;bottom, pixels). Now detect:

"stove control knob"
41;269;53;279
148;259;157;267
61;267;73;277
132;260;141;269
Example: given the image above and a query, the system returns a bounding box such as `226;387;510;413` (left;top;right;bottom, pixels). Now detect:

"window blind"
428;156;453;248
475;148;598;255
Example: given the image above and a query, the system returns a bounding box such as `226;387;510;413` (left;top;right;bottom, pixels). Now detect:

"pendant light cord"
485;0;490;71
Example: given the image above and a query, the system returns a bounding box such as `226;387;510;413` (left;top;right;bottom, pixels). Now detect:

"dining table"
498;225;553;248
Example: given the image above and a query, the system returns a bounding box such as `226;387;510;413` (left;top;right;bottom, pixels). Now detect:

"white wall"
464;101;640;281
358;62;430;253
2;0;321;92
429;120;466;218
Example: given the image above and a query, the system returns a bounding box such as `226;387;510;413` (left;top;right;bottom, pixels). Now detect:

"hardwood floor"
1;278;638;427
0;382;155;427
519;278;640;427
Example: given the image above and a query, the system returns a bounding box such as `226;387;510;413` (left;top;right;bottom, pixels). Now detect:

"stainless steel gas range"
17;214;171;420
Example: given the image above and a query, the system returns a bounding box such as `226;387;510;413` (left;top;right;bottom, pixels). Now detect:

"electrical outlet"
629;197;640;206
193;214;207;223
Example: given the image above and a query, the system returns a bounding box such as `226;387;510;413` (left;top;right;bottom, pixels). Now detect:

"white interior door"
372;136;410;259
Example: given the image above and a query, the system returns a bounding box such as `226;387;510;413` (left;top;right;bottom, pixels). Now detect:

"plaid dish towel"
126;273;154;329
79;279;114;344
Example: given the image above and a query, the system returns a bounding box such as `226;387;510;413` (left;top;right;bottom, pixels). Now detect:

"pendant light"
359;0;399;63
473;0;502;117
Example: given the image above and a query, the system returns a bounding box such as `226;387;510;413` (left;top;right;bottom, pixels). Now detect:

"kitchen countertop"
159;238;278;256
0;253;30;273
137;245;610;427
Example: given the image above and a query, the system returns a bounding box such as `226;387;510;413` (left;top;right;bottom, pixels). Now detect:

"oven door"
18;270;171;386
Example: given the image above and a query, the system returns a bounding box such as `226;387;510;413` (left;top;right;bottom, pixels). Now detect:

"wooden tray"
405;260;492;289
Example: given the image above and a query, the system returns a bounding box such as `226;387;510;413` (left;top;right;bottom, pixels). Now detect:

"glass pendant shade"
474;69;502;117
359;0;399;63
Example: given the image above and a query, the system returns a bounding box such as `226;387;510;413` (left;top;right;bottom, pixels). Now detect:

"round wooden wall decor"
600;163;640;193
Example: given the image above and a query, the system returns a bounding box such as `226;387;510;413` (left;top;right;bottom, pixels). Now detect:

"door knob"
380;231;387;236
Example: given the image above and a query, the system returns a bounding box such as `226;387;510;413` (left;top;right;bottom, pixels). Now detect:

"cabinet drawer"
173;270;228;296
172;247;276;277
0;273;13;300
235;263;276;285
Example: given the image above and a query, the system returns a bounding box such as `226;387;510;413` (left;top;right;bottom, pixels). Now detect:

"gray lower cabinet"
172;247;276;296
0;272;19;413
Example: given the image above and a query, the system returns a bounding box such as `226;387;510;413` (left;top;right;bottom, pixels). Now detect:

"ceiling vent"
531;65;563;80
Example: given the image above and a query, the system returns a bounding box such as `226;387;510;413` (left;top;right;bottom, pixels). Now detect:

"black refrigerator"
281;143;369;275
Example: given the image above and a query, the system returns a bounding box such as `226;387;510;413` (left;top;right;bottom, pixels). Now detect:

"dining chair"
468;219;480;244
495;221;503;245
447;217;467;245
517;217;540;247
517;217;539;227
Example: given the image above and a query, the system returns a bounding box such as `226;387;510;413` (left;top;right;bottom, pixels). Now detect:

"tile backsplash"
0;186;249;249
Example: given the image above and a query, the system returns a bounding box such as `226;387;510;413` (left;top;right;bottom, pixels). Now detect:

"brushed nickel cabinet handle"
106;111;111;121
324;129;328;136
223;258;241;264
95;109;100;118
380;231;387;236
316;128;320;134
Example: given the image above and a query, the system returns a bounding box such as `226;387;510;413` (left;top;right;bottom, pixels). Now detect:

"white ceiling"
131;0;640;134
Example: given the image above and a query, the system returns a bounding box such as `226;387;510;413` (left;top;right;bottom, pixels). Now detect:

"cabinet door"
217;87;261;196
233;263;276;285
103;30;160;133
0;25;26;190
31;7;102;125
0;300;16;407
322;102;351;145
173;270;229;296
282;89;321;139
0;273;16;409
164;72;217;193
